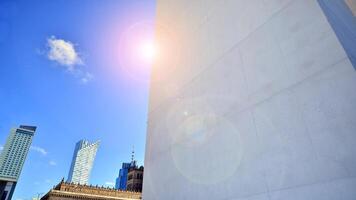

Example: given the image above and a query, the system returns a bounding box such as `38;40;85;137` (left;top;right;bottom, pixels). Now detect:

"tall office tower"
67;140;99;185
0;125;36;200
144;0;356;199
115;163;131;190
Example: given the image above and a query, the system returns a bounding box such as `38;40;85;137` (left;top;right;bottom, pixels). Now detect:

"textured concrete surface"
143;0;356;199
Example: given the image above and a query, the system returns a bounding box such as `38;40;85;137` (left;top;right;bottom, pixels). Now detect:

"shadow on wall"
318;0;356;69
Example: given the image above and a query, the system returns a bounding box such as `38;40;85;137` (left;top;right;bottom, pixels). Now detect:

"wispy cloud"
30;146;48;156
45;36;93;84
49;160;57;166
0;145;3;151
80;72;94;84
105;182;115;187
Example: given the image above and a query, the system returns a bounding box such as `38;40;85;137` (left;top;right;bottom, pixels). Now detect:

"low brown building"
126;166;143;192
41;179;141;200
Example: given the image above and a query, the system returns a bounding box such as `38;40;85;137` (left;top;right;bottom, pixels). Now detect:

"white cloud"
49;160;57;166
105;182;115;187
30;146;48;156
45;36;93;84
47;36;83;69
0;145;3;151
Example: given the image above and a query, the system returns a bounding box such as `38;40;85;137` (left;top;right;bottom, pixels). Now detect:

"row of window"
128;173;143;180
0;132;32;178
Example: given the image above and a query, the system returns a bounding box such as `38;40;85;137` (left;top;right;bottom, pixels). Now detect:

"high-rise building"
0;125;36;200
144;0;356;199
67;140;99;185
115;162;131;190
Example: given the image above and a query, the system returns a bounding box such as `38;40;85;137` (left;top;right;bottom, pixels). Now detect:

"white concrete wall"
143;0;356;199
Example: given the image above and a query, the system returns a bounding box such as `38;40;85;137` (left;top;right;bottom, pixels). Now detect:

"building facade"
67;140;99;185
115;163;131;190
126;166;143;192
41;179;141;200
0;125;36;200
143;0;356;199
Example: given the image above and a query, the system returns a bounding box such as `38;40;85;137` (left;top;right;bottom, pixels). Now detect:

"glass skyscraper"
67;140;99;185
0;125;36;200
115;162;131;190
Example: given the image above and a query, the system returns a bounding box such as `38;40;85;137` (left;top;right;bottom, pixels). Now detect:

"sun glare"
116;21;167;81
139;41;157;63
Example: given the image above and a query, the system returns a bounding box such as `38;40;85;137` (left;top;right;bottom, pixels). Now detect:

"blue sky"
0;0;155;199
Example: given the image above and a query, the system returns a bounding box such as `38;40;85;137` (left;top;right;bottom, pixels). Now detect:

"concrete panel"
233;193;270;200
270;0;348;81
239;21;290;103
262;0;293;15
270;177;356;200
293;59;356;176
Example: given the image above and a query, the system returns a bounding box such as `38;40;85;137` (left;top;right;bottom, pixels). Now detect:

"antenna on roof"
131;145;135;163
